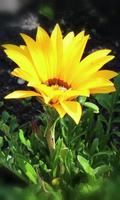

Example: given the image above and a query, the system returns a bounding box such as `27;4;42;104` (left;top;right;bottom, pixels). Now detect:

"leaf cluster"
0;75;120;200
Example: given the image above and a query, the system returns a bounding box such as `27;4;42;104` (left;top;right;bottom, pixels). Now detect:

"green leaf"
112;131;120;137
25;162;37;184
114;73;120;91
92;151;114;159
95;164;112;176
17;158;37;184
39;160;51;173
90;138;99;155
84;102;99;113
51;138;63;177
0;121;9;136
19;129;27;145
77;96;87;104
0;137;4;148
94;94;112;111
64;149;73;174
9;117;18;132
39;4;54;20
2;111;10;123
19;129;31;149
77;155;95;177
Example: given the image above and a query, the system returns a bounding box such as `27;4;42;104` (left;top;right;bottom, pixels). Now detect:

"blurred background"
0;0;120;37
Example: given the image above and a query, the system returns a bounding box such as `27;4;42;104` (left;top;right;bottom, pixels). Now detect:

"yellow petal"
61;35;89;82
71;53;114;88
90;85;116;94
73;33;89;61
4;90;40;99
51;24;63;78
3;44;31;59
3;44;38;78
60;89;90;101
20;33;48;82
3;44;23;52
3;44;34;65
11;68;40;84
20;45;33;62
53;104;66;118
60;101;82;124
74;30;85;42
28;83;62;99
63;31;74;50
92;70;118;80
80;78;114;90
80;49;112;64
62;31;85;61
63;31;86;61
41;93;51;104
36;26;50;43
36;27;57;79
4;48;39;81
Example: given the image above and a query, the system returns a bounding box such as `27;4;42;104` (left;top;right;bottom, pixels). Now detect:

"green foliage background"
0;75;120;200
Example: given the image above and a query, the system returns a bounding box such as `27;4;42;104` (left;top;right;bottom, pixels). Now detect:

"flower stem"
46;129;55;152
45;116;60;152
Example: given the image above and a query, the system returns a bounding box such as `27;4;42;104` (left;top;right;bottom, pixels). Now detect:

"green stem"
46;129;55;152
45;117;60;152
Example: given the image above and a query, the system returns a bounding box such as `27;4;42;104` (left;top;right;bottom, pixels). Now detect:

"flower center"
46;78;71;91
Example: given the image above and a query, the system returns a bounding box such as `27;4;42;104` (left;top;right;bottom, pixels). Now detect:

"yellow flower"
4;24;117;124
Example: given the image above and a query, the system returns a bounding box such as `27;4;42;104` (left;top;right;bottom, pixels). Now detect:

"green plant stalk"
44;108;60;152
46;129;55;152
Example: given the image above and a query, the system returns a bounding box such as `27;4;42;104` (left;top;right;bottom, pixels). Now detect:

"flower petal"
60;89;90;101
28;83;63;99
92;70;118;80
4;48;39;82
80;78;114;90
11;68;40;84
53;104;66;118
60;34;89;81
60;101;82;124
90;85;116;94
36;26;54;79
36;26;50;43
73;32;89;61
63;31;74;50
71;51;114;88
3;44;32;61
4;90;41;99
20;33;49;82
51;24;63;78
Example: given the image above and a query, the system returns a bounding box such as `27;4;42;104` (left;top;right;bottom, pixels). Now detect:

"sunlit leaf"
84;102;99;113
77;155;95;177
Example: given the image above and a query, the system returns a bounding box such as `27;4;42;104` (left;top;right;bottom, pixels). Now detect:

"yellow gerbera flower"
4;24;117;124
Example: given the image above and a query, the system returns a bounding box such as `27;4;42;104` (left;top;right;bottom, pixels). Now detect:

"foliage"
38;3;55;20
0;74;120;200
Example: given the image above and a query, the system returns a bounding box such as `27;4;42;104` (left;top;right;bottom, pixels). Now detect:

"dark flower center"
46;78;71;89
